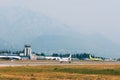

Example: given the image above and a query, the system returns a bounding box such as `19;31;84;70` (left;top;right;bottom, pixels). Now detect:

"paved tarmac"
0;60;119;67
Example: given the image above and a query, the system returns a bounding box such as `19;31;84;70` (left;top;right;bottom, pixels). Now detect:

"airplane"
0;56;21;60
89;54;103;61
59;54;72;63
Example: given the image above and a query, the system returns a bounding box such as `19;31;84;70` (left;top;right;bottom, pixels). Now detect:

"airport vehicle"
89;54;103;61
59;54;71;63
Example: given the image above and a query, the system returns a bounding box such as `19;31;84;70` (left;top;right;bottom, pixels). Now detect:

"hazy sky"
0;0;120;44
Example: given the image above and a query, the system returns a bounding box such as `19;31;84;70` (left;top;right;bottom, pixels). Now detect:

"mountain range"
0;7;120;58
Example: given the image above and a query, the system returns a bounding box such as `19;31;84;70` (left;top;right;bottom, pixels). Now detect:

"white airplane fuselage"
59;54;71;63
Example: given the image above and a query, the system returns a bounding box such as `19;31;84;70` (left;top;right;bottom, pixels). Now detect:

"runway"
0;60;119;67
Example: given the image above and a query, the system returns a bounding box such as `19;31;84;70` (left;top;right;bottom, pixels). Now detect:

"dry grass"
0;65;119;80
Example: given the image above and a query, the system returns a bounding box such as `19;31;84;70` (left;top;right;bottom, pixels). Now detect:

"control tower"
24;44;32;58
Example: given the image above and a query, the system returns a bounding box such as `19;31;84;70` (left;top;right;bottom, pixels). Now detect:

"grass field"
0;65;119;80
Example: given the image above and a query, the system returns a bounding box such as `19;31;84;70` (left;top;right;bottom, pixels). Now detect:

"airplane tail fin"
89;54;92;59
68;54;71;60
68;54;71;58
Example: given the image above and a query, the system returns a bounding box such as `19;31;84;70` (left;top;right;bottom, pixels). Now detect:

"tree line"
52;53;90;60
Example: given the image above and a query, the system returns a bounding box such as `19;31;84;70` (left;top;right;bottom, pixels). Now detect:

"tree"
117;58;120;61
52;53;59;57
41;52;45;56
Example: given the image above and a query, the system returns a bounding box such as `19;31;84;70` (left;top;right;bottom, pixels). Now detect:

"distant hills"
0;7;120;58
32;34;120;58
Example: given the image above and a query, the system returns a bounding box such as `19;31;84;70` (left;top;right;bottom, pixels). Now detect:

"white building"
24;44;32;57
21;44;36;60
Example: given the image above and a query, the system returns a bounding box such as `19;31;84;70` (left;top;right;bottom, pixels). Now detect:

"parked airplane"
89;54;103;61
59;54;72;63
0;56;21;60
45;56;60;60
